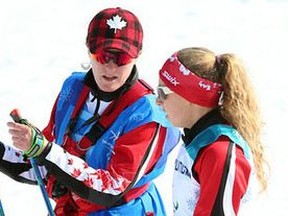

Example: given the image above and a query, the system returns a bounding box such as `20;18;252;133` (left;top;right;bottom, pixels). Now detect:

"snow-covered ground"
0;0;287;215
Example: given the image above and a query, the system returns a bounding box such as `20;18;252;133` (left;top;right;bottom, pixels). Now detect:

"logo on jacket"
175;159;191;178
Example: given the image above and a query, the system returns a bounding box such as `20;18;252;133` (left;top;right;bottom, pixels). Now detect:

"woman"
1;7;180;215
156;47;267;215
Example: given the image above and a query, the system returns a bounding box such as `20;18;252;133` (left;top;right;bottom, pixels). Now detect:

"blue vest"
54;72;181;189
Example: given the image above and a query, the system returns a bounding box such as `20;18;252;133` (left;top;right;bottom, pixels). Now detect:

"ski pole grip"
9;109;48;158
10;109;22;123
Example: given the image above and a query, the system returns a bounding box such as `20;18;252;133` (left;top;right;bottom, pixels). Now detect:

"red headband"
159;52;223;107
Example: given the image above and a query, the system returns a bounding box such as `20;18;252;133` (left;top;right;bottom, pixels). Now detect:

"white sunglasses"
157;86;174;101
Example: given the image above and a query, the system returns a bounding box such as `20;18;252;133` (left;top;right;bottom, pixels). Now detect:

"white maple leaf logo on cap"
106;15;127;33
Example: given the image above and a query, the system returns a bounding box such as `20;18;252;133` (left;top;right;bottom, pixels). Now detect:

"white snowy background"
0;0;287;215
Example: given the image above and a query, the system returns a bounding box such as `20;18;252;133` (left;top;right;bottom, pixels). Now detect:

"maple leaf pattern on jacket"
72;168;82;178
68;158;73;165
91;170;124;192
106;15;127;33
63;153;127;195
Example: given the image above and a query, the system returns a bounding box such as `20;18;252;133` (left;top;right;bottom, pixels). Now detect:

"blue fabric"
54;72;86;145
88;183;166;216
186;124;252;161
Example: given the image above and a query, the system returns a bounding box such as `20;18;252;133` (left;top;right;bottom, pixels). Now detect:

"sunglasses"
157;86;174;101
91;50;132;67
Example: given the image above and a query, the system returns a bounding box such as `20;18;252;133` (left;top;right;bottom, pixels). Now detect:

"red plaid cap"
86;7;143;58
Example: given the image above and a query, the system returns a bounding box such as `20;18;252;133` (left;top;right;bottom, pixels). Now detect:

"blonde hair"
178;47;268;191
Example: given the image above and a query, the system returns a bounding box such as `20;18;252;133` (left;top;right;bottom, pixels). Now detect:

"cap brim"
90;38;139;58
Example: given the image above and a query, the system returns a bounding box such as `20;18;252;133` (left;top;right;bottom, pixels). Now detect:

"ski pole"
0;199;5;216
10;109;55;216
30;159;55;216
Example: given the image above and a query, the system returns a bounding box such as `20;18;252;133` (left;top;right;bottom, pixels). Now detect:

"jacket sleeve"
36;122;166;207
0;141;47;184
193;137;251;216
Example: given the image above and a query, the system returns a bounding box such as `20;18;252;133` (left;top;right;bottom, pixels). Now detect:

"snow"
0;0;287;215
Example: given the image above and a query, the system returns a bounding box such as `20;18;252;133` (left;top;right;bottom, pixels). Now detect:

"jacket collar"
182;108;228;145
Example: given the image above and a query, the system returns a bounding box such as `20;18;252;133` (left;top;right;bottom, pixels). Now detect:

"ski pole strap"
14;118;48;158
23;127;47;158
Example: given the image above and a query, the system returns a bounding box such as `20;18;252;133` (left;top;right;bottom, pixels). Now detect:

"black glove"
0;141;4;159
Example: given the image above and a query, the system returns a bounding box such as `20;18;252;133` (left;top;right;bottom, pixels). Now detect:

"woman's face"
90;50;137;92
156;80;192;128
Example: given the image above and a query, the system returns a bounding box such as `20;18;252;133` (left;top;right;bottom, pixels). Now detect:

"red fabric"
46;176;85;216
123;184;149;203
159;52;222;107
46;122;161;214
53;193;79;216
42;94;59;142
87;7;143;58
108;122;159;188
193;136;251;215
122;127;167;203
232;146;251;213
